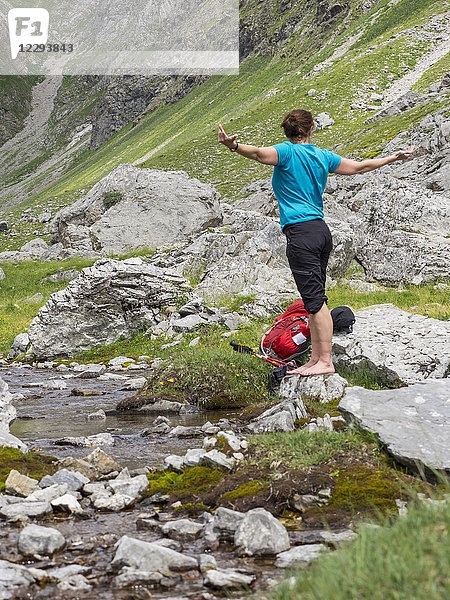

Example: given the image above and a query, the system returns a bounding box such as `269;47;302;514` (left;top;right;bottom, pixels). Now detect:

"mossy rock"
0;448;57;492
146;466;225;501
214;437;234;455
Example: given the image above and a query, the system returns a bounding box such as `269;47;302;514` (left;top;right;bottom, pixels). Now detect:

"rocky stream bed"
0;362;360;600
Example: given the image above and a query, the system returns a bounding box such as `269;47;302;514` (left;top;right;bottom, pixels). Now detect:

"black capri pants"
284;219;333;314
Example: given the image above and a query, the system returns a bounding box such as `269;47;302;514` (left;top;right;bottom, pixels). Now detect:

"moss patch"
146;466;225;501
0;448;57;492
218;480;269;503
117;343;270;411
302;465;405;527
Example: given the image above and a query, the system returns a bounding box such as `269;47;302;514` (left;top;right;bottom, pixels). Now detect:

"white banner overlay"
1;0;239;75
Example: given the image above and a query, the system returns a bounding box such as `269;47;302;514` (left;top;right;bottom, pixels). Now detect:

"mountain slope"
0;0;448;252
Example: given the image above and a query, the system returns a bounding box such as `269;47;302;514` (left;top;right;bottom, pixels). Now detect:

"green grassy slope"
0;0;448;251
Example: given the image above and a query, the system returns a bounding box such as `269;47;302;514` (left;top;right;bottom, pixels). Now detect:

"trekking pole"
229;340;296;368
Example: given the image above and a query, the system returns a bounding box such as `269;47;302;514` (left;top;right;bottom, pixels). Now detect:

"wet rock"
57;573;92;591
204;568;256;588
40;469;89;491
200;449;235;471
51;494;84;515
0;377;27;451
4;470;39;497
107;474;149;499
27;484;68;503
72;389;105;398
199;554;217;572
0;500;52;520
248;398;306;433
45;564;91;582
154;538;182;552
18;524;66;557
275;544;324;568
92;492;133;512
0;560;35;592
164;455;185;473
235;508;290;556
111;535;198;575
86;409;107;420
333;305;450;384
60;448;122;479
114;567;163;587
280;373;348;403
339;379;450;474
54;432;114;447
82;482;107;496
183;448;207;468
74;364;106;378
169;425;203;438
122;377;147;390
207;507;245;541
161;519;204;540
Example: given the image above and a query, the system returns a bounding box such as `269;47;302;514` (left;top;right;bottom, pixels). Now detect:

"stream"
1;364;285;600
3;364;237;470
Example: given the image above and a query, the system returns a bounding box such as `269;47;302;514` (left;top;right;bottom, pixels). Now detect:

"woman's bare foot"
287;357;318;375
300;361;335;376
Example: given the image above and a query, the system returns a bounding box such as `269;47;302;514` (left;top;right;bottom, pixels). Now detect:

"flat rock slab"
333;305;450;385
339;379;450;474
275;544;325;568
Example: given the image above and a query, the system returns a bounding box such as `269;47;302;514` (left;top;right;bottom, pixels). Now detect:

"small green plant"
102;190;123;210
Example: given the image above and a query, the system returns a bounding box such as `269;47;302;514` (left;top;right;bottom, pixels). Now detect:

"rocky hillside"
1;0;448;246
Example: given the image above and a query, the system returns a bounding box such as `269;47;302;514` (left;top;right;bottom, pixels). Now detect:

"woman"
218;109;413;376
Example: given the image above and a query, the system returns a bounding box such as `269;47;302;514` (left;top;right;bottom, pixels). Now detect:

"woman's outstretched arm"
334;146;414;175
218;124;279;165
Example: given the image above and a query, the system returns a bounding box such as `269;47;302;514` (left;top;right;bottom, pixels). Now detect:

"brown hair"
281;109;314;140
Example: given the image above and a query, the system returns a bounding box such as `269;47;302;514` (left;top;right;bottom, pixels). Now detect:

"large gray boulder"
0;377;27;451
234;508;290;556
111;536;198;575
333;305;450;385
339;379;450;475
26;257;192;359
18;524;66;557
49;164;222;254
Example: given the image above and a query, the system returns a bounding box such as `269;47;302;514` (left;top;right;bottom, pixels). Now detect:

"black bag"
331;306;355;333
268;365;288;393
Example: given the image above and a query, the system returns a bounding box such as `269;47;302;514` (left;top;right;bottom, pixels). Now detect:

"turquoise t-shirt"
271;141;342;230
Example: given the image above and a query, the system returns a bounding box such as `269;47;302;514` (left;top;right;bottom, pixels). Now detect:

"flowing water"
3;364;239;468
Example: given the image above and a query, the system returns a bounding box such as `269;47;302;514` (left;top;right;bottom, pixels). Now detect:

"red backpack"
260;299;311;361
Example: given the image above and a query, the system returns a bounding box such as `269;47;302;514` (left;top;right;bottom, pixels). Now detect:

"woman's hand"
218;124;238;148
392;146;415;161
